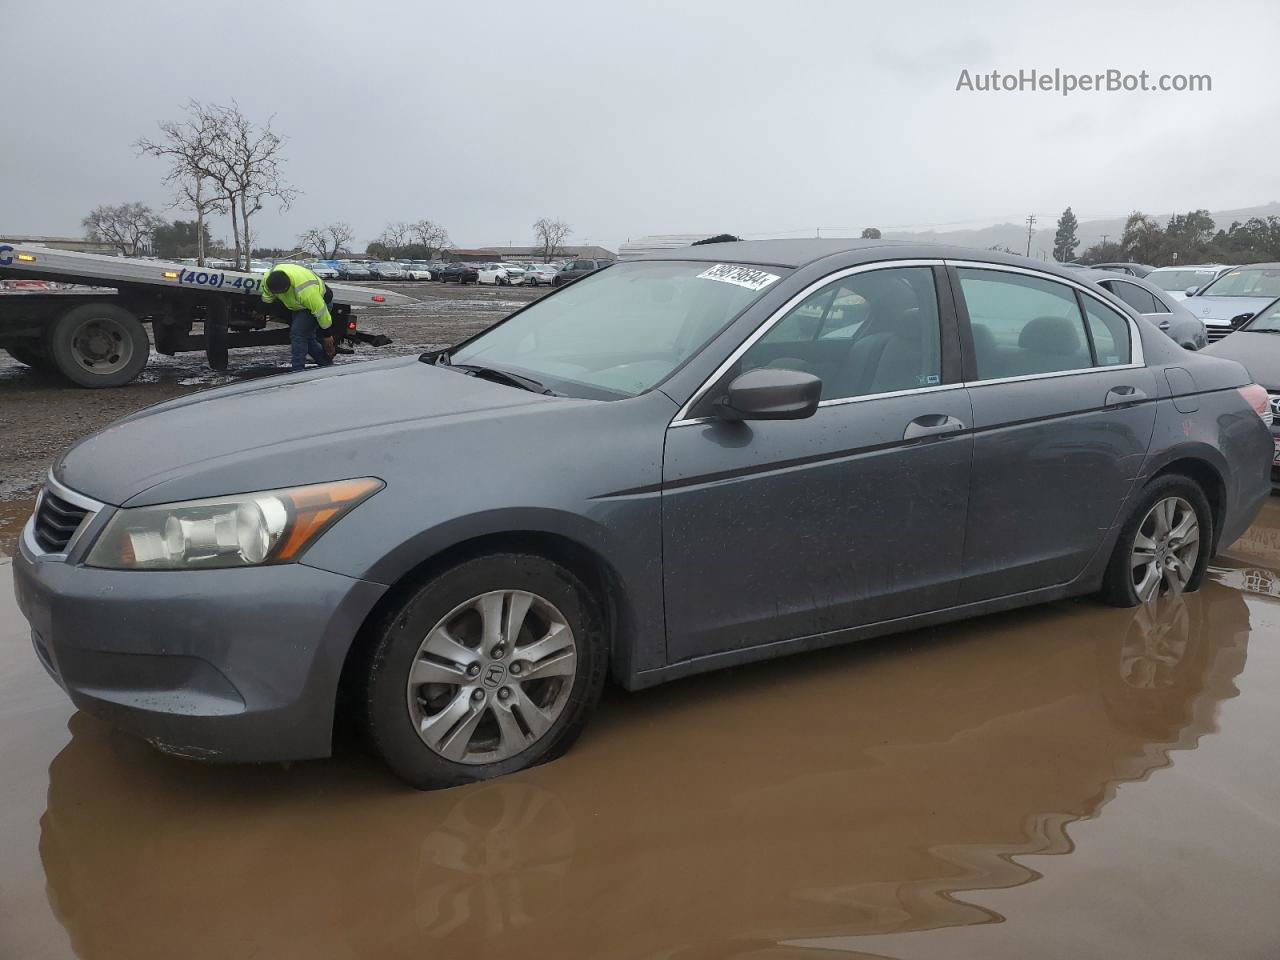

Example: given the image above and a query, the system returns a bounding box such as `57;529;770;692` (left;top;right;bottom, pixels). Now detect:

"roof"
631;237;1088;278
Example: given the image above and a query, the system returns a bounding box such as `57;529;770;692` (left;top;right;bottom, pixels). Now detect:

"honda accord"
14;240;1273;788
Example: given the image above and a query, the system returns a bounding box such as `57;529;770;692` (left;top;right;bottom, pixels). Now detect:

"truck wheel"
46;303;150;388
204;302;230;371
364;554;607;790
4;343;56;374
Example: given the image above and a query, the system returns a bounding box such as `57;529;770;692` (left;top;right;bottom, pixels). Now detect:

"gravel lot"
0;281;544;501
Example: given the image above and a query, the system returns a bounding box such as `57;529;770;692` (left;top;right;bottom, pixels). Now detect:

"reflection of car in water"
38;585;1251;958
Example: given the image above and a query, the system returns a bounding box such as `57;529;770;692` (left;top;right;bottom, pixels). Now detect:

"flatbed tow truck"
0;242;408;386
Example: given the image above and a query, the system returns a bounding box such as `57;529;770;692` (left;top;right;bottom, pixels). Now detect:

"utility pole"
1101;233;1110;246
1025;214;1037;257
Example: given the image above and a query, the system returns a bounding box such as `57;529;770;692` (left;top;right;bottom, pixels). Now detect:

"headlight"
85;478;383;570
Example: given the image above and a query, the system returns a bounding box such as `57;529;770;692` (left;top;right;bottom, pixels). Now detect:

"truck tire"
46;302;150;388
4;343;56;374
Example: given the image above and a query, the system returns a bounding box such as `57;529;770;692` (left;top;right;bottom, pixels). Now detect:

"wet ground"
0;281;543;500
2;486;1279;958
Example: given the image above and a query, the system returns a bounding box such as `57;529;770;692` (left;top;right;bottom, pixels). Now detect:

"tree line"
78;100;577;269
1053;206;1280;266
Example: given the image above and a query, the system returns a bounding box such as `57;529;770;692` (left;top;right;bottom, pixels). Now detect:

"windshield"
449;260;788;399
1148;269;1217;293
1198;267;1280;298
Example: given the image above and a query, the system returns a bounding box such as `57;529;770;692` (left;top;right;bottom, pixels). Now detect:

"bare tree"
204;102;296;269
82;202;164;257
135;101;227;266
374;221;412;258
298;222;354;258
532;217;572;262
411;218;450;257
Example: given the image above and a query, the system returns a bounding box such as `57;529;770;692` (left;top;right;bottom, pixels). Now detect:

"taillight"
372;295;385;303
347;320;356;330
1237;383;1273;425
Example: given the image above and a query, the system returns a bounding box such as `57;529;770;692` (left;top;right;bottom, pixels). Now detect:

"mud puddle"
1;497;1278;959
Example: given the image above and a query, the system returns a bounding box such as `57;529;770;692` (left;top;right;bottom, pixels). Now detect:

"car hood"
1184;295;1275;322
54;356;562;506
1203;331;1280;389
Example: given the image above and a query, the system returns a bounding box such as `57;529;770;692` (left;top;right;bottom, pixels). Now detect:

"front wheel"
46;302;151;387
364;554;607;790
1099;475;1212;607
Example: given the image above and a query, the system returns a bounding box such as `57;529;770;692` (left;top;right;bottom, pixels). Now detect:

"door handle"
1105;385;1147;407
903;414;966;441
1156;318;1172;331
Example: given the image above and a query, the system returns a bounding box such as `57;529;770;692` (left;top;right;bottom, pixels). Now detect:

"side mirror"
1185;285;1200;297
716;367;822;421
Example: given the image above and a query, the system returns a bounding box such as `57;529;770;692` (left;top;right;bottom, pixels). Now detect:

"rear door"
950;264;1159;601
1100;276;1174;334
663;262;972;661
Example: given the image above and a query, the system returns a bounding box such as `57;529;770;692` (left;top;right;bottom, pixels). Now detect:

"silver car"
1184;263;1280;342
1146;264;1233;300
1079;269;1207;350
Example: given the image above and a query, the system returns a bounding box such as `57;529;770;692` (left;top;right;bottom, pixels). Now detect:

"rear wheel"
45;302;150;387
364;554;607;790
1099;474;1212;607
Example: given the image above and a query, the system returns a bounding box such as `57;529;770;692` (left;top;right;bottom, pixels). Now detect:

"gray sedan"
1077;269;1207;350
14;240;1272;789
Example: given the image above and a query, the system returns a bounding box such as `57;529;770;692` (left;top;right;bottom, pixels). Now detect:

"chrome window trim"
21;473;105;560
672;259;947;423
948;260;1146;369
670;257;1149;427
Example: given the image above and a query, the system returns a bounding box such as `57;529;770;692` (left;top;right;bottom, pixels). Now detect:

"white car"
476;264;512;285
405;264;434;280
498;263;527;283
523;264;559;286
1146;265;1235;300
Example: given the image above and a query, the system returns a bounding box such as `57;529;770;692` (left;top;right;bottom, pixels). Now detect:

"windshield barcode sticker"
696;264;780;291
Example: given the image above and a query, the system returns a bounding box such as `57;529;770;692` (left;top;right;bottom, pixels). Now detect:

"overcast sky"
2;0;1278;253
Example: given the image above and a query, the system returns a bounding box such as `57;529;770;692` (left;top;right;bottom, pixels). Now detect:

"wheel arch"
1145;449;1228;550
334;526;636;743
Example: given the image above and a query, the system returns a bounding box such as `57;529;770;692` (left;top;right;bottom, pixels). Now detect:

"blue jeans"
290;310;332;372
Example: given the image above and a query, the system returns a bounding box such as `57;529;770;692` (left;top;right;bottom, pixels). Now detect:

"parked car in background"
477;264;513;285
13;240;1271;789
1203;296;1280;481
498;263;527;283
337;261;373;280
1092;262;1154;278
369;262;406;281
523;264;559;286
1146;264;1233;300
249;259;274;274
405;264;435;280
437;262;479;284
1183;263;1280;342
305;261;340;280
552;258;614;286
1079;269;1207;350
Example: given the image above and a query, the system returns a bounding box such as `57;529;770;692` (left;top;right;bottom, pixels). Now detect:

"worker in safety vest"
261;264;336;372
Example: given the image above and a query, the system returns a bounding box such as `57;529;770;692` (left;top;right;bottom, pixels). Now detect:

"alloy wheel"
1131;496;1200;603
406;590;578;764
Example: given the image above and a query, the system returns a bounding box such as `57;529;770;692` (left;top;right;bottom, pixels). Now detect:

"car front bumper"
13;526;386;763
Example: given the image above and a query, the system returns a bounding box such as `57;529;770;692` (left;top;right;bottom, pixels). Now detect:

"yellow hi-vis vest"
260;263;333;331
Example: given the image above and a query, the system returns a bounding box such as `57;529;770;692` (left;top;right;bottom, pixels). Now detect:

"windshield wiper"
445;362;557;395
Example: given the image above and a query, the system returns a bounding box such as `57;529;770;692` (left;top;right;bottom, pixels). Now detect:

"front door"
950;265;1158;601
662;264;973;662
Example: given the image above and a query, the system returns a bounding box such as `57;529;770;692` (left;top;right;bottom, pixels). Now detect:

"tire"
1098;474;1213;607
4;343;56;373
45;302;150;387
365;553;607;790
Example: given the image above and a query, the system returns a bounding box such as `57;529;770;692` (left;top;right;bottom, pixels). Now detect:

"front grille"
1206;326;1233;342
33;490;89;553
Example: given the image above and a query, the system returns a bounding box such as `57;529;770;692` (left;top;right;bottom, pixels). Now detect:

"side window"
573;260;592;271
1110;280;1160;315
1081;296;1133;366
957;268;1092;379
738;266;942;401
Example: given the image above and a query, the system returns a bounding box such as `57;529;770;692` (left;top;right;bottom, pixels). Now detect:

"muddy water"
1;498;1278;959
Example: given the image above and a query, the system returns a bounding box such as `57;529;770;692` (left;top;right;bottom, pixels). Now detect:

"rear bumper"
13;533;386;762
